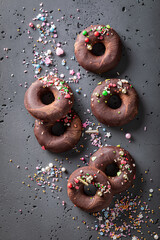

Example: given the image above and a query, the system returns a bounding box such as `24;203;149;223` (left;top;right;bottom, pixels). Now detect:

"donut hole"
105;163;119;177
107;95;122;109
83;184;97;196
41;90;55;105
91;42;106;56
51;121;67;136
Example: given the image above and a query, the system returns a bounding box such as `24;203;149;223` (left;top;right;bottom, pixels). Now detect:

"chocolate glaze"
74;24;121;74
34;111;82;153
89;146;136;194
24;75;74;123
67;166;113;212
91;79;139;126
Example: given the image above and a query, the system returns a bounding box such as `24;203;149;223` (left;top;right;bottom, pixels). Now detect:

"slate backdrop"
0;0;160;239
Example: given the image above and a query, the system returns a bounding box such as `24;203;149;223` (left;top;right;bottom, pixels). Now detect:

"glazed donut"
91;79;138;126
89;146;136;194
74;24;121;74
24;75;74;123
34;111;82;153
67;166;113;212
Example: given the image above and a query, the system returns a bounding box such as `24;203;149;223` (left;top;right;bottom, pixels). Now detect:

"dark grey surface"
0;0;160;239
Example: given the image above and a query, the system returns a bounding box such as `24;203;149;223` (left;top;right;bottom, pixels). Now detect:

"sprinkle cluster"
68;170;111;197
82;25;112;50
39;75;72;99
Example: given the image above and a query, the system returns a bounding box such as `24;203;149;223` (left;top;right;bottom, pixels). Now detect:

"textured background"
0;0;160;239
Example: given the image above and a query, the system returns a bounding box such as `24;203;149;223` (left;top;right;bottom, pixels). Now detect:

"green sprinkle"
107;25;111;29
118;111;121;114
102;90;108;96
92;156;97;162
82;30;87;36
86;173;89;176
97;100;100;103
117;171;122;176
58;97;60;99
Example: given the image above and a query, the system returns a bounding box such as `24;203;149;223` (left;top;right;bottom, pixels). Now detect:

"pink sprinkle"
108;185;111;188
56;47;64;56
41;146;46;150
133;175;136;179
125;133;131;139
74;178;79;183
113;84;117;87
64;94;71;99
69;69;75;75
99;36;103;40
75;186;79;190
121;160;126;165
82;122;89;128
45;57;52;65
77;72;81;79
29;22;34;28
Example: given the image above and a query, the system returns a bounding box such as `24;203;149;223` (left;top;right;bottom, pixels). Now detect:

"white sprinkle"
49;163;53;168
154;234;159;240
61;167;66;172
149;188;154;193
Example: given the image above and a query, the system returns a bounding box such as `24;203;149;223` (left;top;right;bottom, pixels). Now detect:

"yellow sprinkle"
10;159;12;162
22;182;25;184
27;184;30;187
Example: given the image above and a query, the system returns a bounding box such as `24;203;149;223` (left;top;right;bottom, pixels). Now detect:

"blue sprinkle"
50;27;54;32
100;232;104;236
66;66;69;70
104;211;108;218
40;17;46;21
102;128;106;132
141;207;144;211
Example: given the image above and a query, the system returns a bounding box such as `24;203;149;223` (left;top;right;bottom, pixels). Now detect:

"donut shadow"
100;41;130;79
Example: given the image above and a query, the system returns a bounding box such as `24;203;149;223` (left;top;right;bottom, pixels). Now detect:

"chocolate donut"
89;146;136;194
24;75;74;123
67;166;113;212
34;111;82;153
91;79;138;126
74;24;121;74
